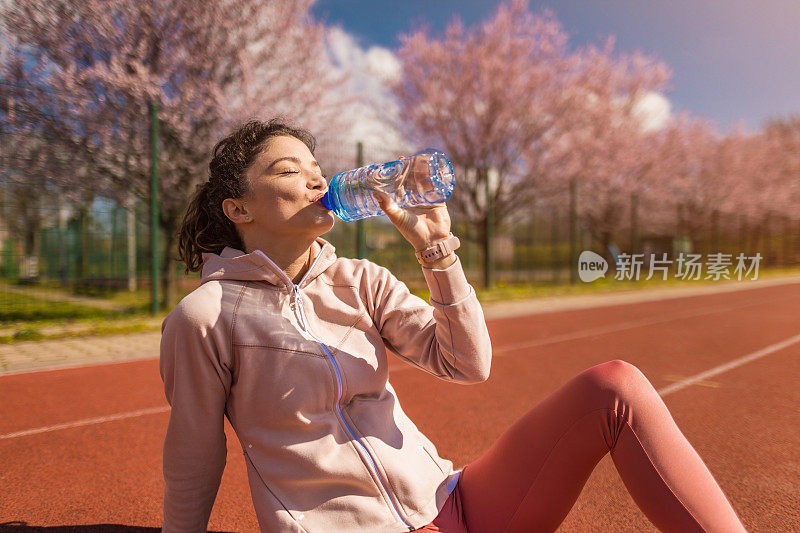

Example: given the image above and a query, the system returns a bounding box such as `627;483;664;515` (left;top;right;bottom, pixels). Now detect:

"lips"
312;192;331;211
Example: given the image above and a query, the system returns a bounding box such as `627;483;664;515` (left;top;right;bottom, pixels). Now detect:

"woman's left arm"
371;189;492;383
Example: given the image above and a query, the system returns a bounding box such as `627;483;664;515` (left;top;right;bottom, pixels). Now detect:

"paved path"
1;275;798;375
0;331;162;374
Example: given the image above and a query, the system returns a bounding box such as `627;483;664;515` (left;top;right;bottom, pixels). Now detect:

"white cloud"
326;26;361;68
632;91;672;133
365;46;401;84
322;27;410;162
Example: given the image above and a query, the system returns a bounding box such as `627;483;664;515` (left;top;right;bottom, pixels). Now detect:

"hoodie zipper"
255;246;416;531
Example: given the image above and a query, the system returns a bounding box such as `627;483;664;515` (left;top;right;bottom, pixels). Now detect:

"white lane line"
657;332;800;397
0;405;169;440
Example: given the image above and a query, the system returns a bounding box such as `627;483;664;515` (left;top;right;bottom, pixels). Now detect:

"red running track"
1;282;798;532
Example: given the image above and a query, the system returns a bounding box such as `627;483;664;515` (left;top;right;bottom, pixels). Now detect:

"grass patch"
0;291;119;322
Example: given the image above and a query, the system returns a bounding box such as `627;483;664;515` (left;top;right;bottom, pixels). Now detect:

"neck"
245;236;317;284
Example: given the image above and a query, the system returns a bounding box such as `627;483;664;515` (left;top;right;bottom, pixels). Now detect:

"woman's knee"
579;359;652;398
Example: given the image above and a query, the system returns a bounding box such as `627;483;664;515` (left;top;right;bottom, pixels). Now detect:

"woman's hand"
373;189;452;252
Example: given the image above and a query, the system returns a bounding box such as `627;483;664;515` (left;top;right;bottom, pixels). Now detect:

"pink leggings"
420;360;747;532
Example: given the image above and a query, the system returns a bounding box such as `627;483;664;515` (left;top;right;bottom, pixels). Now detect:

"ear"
222;198;252;224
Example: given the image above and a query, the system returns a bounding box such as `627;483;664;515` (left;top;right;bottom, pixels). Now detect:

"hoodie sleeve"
159;303;232;532
369;254;492;383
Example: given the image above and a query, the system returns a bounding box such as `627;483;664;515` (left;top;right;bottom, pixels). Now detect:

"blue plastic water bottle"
318;148;455;221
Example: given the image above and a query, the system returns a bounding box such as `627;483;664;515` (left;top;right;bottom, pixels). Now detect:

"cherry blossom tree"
392;0;576;286
645;116;718;243
0;130;77;270
1;0;347;306
762;116;800;263
734;120;799;263
763;116;800;219
539;36;671;262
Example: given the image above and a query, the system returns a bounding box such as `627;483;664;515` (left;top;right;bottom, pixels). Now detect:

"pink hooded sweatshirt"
159;236;492;532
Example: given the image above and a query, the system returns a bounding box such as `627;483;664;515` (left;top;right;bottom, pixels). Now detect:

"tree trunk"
483;168;494;290
550;206;559;284
21;198;40;257
782;215;791;267
160;217;178;310
749;223;761;258
528;200;536;280
476;213;492;290
58;200;69;287
738;215;747;255
710;209;720;255
78;203;90;280
630;191;639;255
763;212;772;265
22;209;41;279
795;219;800;265
569;178;578;284
600;230;613;272
110;204;118;278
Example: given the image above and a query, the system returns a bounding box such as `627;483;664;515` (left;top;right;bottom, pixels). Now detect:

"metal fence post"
127;194;137;291
150;100;160;314
484;167;495;289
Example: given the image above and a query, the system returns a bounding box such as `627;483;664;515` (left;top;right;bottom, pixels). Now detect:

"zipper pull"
292;284;308;332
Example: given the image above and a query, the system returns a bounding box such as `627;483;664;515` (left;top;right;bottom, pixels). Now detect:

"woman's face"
240;135;334;239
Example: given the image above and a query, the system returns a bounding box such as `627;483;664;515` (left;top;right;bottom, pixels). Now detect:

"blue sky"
312;0;800;131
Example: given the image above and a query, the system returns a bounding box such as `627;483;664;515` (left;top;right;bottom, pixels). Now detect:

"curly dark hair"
177;118;317;273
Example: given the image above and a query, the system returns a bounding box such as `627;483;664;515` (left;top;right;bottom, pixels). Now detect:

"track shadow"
0;523;231;533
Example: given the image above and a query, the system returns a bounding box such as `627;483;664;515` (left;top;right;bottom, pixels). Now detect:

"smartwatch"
415;233;461;265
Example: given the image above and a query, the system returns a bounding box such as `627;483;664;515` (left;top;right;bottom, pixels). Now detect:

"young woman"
160;119;747;532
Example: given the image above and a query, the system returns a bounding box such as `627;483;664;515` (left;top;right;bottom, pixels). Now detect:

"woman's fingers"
374;189;452;250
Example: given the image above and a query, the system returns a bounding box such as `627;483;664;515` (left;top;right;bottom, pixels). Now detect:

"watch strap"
415;233;461;265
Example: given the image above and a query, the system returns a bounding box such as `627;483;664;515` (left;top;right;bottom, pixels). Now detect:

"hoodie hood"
200;236;337;290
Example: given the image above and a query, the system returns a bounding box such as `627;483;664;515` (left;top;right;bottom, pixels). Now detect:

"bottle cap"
319;191;334;211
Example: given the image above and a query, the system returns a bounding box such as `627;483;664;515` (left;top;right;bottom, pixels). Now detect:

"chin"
315;214;335;233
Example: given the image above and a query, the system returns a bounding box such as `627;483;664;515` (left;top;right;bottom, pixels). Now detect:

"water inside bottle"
321;149;455;221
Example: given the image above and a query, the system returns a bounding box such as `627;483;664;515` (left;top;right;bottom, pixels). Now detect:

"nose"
308;171;327;191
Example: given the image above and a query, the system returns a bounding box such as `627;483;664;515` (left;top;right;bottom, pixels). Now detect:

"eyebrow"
266;156;320;169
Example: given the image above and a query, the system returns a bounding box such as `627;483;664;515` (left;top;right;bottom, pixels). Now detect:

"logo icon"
578;251;608;282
